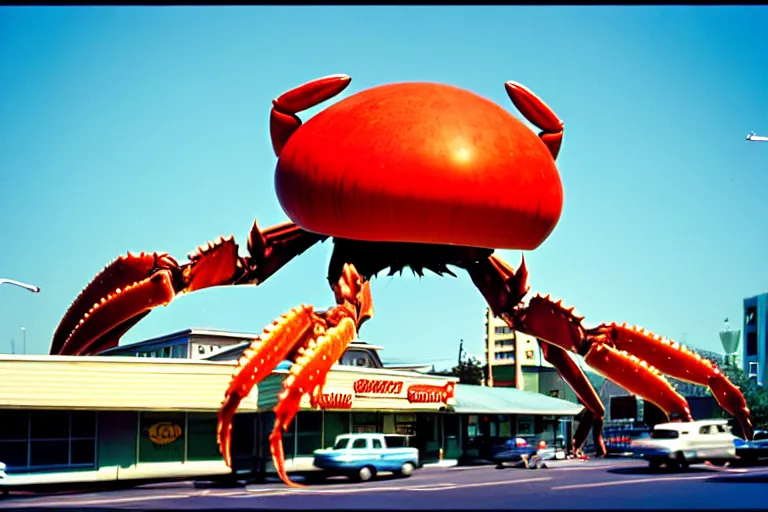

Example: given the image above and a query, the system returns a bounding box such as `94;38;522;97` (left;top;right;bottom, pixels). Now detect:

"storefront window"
395;414;416;436
0;409;97;471
138;411;185;464
498;415;512;437
232;413;257;458
187;413;222;461
323;412;350;448
296;412;322;456
352;412;377;434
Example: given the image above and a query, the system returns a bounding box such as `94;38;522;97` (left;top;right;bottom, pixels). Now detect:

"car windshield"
333;438;350;449
651;429;679;439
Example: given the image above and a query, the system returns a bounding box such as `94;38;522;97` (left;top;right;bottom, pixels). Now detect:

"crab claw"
50;252;180;356
51;237;241;356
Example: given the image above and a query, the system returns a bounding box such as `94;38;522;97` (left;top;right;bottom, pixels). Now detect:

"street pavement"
2;458;768;510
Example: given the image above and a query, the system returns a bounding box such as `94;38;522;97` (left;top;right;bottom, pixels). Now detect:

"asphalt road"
2;459;768;510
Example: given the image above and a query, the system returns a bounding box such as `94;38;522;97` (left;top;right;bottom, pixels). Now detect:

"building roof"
453;384;584;416
101;328;260;354
204;339;386;362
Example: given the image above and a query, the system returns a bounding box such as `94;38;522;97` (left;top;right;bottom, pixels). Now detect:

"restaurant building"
0;331;583;490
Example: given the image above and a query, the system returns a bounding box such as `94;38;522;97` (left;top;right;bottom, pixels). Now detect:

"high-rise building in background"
743;293;768;386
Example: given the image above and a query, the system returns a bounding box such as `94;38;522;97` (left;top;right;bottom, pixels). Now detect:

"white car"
629;419;737;470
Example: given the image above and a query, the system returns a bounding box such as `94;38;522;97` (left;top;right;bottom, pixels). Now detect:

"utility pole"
458;339;464;366
10;339;15;354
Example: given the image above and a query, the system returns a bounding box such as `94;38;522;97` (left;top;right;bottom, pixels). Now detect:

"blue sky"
1;6;766;369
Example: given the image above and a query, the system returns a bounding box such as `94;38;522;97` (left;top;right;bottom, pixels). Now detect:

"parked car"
489;437;562;469
629;419;737;470
313;433;420;482
604;428;651;456
734;429;768;464
0;461;6;497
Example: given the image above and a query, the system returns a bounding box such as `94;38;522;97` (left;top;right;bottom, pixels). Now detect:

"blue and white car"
313;433;420;482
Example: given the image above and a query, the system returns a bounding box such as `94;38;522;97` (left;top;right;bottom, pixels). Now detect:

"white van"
629;419;737;470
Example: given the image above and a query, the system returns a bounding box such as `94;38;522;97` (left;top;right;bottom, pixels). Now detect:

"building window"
296;412;323;456
172;345;187;358
746;332;758;357
494;325;513;335
0;410;96;472
745;307;757;326
187;413;221;461
748;362;759;378
162;346;172;358
323;412;351;447
138;411;185;464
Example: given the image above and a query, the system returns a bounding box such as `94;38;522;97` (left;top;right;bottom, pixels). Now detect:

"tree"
430;356;485;385
722;364;768;429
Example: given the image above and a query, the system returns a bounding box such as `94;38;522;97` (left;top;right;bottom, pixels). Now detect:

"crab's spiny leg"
217;305;318;467
269;316;357;488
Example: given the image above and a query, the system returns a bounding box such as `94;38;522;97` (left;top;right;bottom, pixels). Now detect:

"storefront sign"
407;383;455;405
317;390;354;409
353;379;404;396
148;422;182;445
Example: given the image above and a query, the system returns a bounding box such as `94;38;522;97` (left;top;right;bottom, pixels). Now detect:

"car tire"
677;452;689;470
648;459;662;470
357;466;375;482
399;462;415;478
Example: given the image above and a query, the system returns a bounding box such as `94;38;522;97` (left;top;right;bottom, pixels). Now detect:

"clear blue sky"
1;6;766;368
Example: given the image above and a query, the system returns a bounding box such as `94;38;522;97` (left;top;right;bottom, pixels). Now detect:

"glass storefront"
0;409;97;473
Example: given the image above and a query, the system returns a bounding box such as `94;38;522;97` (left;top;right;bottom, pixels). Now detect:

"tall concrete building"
743;293;768;386
483;308;581;402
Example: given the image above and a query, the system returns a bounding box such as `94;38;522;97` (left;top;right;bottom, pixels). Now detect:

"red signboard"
407;383;455;405
353;379;404;395
317;391;354;410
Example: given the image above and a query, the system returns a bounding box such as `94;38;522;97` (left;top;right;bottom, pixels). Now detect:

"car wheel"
677;452;689;470
357;466;375;482
648;459;662;470
399;462;415;478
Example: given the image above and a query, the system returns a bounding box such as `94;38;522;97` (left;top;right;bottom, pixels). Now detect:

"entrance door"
415;414;439;463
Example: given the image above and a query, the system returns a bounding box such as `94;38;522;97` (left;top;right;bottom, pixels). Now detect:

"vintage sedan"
313;433;420;482
630;419;738;470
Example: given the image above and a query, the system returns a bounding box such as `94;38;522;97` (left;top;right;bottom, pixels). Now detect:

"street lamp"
747;131;768;142
0;278;41;293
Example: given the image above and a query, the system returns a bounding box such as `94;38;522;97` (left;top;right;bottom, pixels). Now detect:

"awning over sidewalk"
453;384;584;416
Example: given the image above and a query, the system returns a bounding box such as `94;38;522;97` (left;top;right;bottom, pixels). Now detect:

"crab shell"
274;82;563;251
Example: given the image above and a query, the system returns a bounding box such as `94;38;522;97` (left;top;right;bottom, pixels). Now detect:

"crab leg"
217;305;318;466
51;220;325;356
537;341;606;456
587;324;754;440
270;316;357;487
464;255;607;454
217;263;369;487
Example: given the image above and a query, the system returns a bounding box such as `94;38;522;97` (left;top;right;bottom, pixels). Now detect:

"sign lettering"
353;379;404;396
317;392;354;409
148;422;182;445
407;383;456;405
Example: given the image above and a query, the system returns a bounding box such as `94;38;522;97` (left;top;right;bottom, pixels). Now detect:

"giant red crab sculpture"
50;74;753;487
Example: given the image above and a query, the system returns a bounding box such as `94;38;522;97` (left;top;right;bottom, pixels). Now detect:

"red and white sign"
407;383;456;405
353;379;404;396
316;388;354;410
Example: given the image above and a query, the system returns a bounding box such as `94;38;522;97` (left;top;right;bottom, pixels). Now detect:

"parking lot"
3;458;768;510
